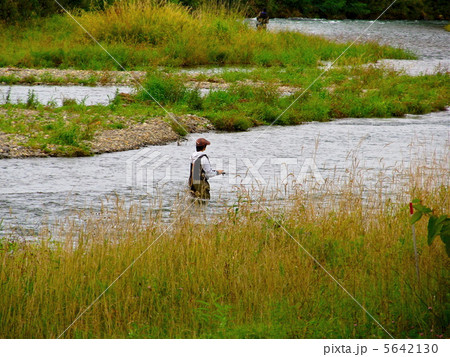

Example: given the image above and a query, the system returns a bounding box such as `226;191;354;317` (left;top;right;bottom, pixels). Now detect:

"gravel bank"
0;67;146;86
0;109;212;159
0;67;299;94
91;114;212;154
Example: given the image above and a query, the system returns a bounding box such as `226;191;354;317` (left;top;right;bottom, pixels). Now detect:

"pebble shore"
91;114;212;154
0;110;212;159
0;67;299;94
0;67;146;86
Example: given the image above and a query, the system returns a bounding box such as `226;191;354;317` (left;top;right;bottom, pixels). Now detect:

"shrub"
208;110;252;131
250;103;278;124
185;89;204;110
137;72;186;105
204;90;238;110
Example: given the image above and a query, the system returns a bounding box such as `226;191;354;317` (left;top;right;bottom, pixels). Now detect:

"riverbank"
0;67;298;95
0;107;211;158
0;67;146;86
1;56;448;88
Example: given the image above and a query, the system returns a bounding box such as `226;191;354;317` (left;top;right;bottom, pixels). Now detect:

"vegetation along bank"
1;66;448;158
0;1;448;158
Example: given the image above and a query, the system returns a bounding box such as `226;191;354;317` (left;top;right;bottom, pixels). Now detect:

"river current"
0;19;449;237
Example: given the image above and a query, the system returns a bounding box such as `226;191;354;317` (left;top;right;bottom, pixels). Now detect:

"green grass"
0;161;448;338
0;1;415;70
136;71;187;104
134;67;449;130
0;103;107;156
0;75;20;85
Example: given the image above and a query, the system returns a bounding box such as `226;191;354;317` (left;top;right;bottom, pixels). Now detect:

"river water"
269;19;450;60
0;19;449;237
268;18;450;75
1;111;448;237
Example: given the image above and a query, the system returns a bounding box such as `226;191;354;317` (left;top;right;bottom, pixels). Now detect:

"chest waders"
189;154;211;200
257;13;269;30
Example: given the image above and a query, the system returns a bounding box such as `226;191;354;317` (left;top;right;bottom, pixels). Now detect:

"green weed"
26;90;39;109
0;75;19;85
136;72;186;104
185;89;204;110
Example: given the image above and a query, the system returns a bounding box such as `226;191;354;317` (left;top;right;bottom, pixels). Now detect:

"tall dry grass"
74;0;413;67
0;0;415;69
0;153;448;338
77;0;250;66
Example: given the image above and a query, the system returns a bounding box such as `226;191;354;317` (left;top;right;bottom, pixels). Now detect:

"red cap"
196;138;210;146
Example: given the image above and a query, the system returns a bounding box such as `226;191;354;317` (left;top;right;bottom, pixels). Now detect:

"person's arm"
201;156;221;179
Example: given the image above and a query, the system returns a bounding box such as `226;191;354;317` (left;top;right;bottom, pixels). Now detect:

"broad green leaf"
427;215;442;245
410;211;422;225
440;219;450;258
440;219;450;236
412;202;433;214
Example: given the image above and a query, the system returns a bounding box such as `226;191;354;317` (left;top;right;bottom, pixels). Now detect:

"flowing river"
268;18;450;75
0;19;449;237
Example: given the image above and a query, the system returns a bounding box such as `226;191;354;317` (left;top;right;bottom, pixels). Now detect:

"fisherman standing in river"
189;138;224;200
256;8;269;30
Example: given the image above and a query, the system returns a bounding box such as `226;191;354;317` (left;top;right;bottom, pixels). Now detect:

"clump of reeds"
0;150;448;338
77;0;415;67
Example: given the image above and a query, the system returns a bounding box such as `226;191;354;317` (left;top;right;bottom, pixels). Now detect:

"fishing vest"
258;12;269;24
189;154;208;187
